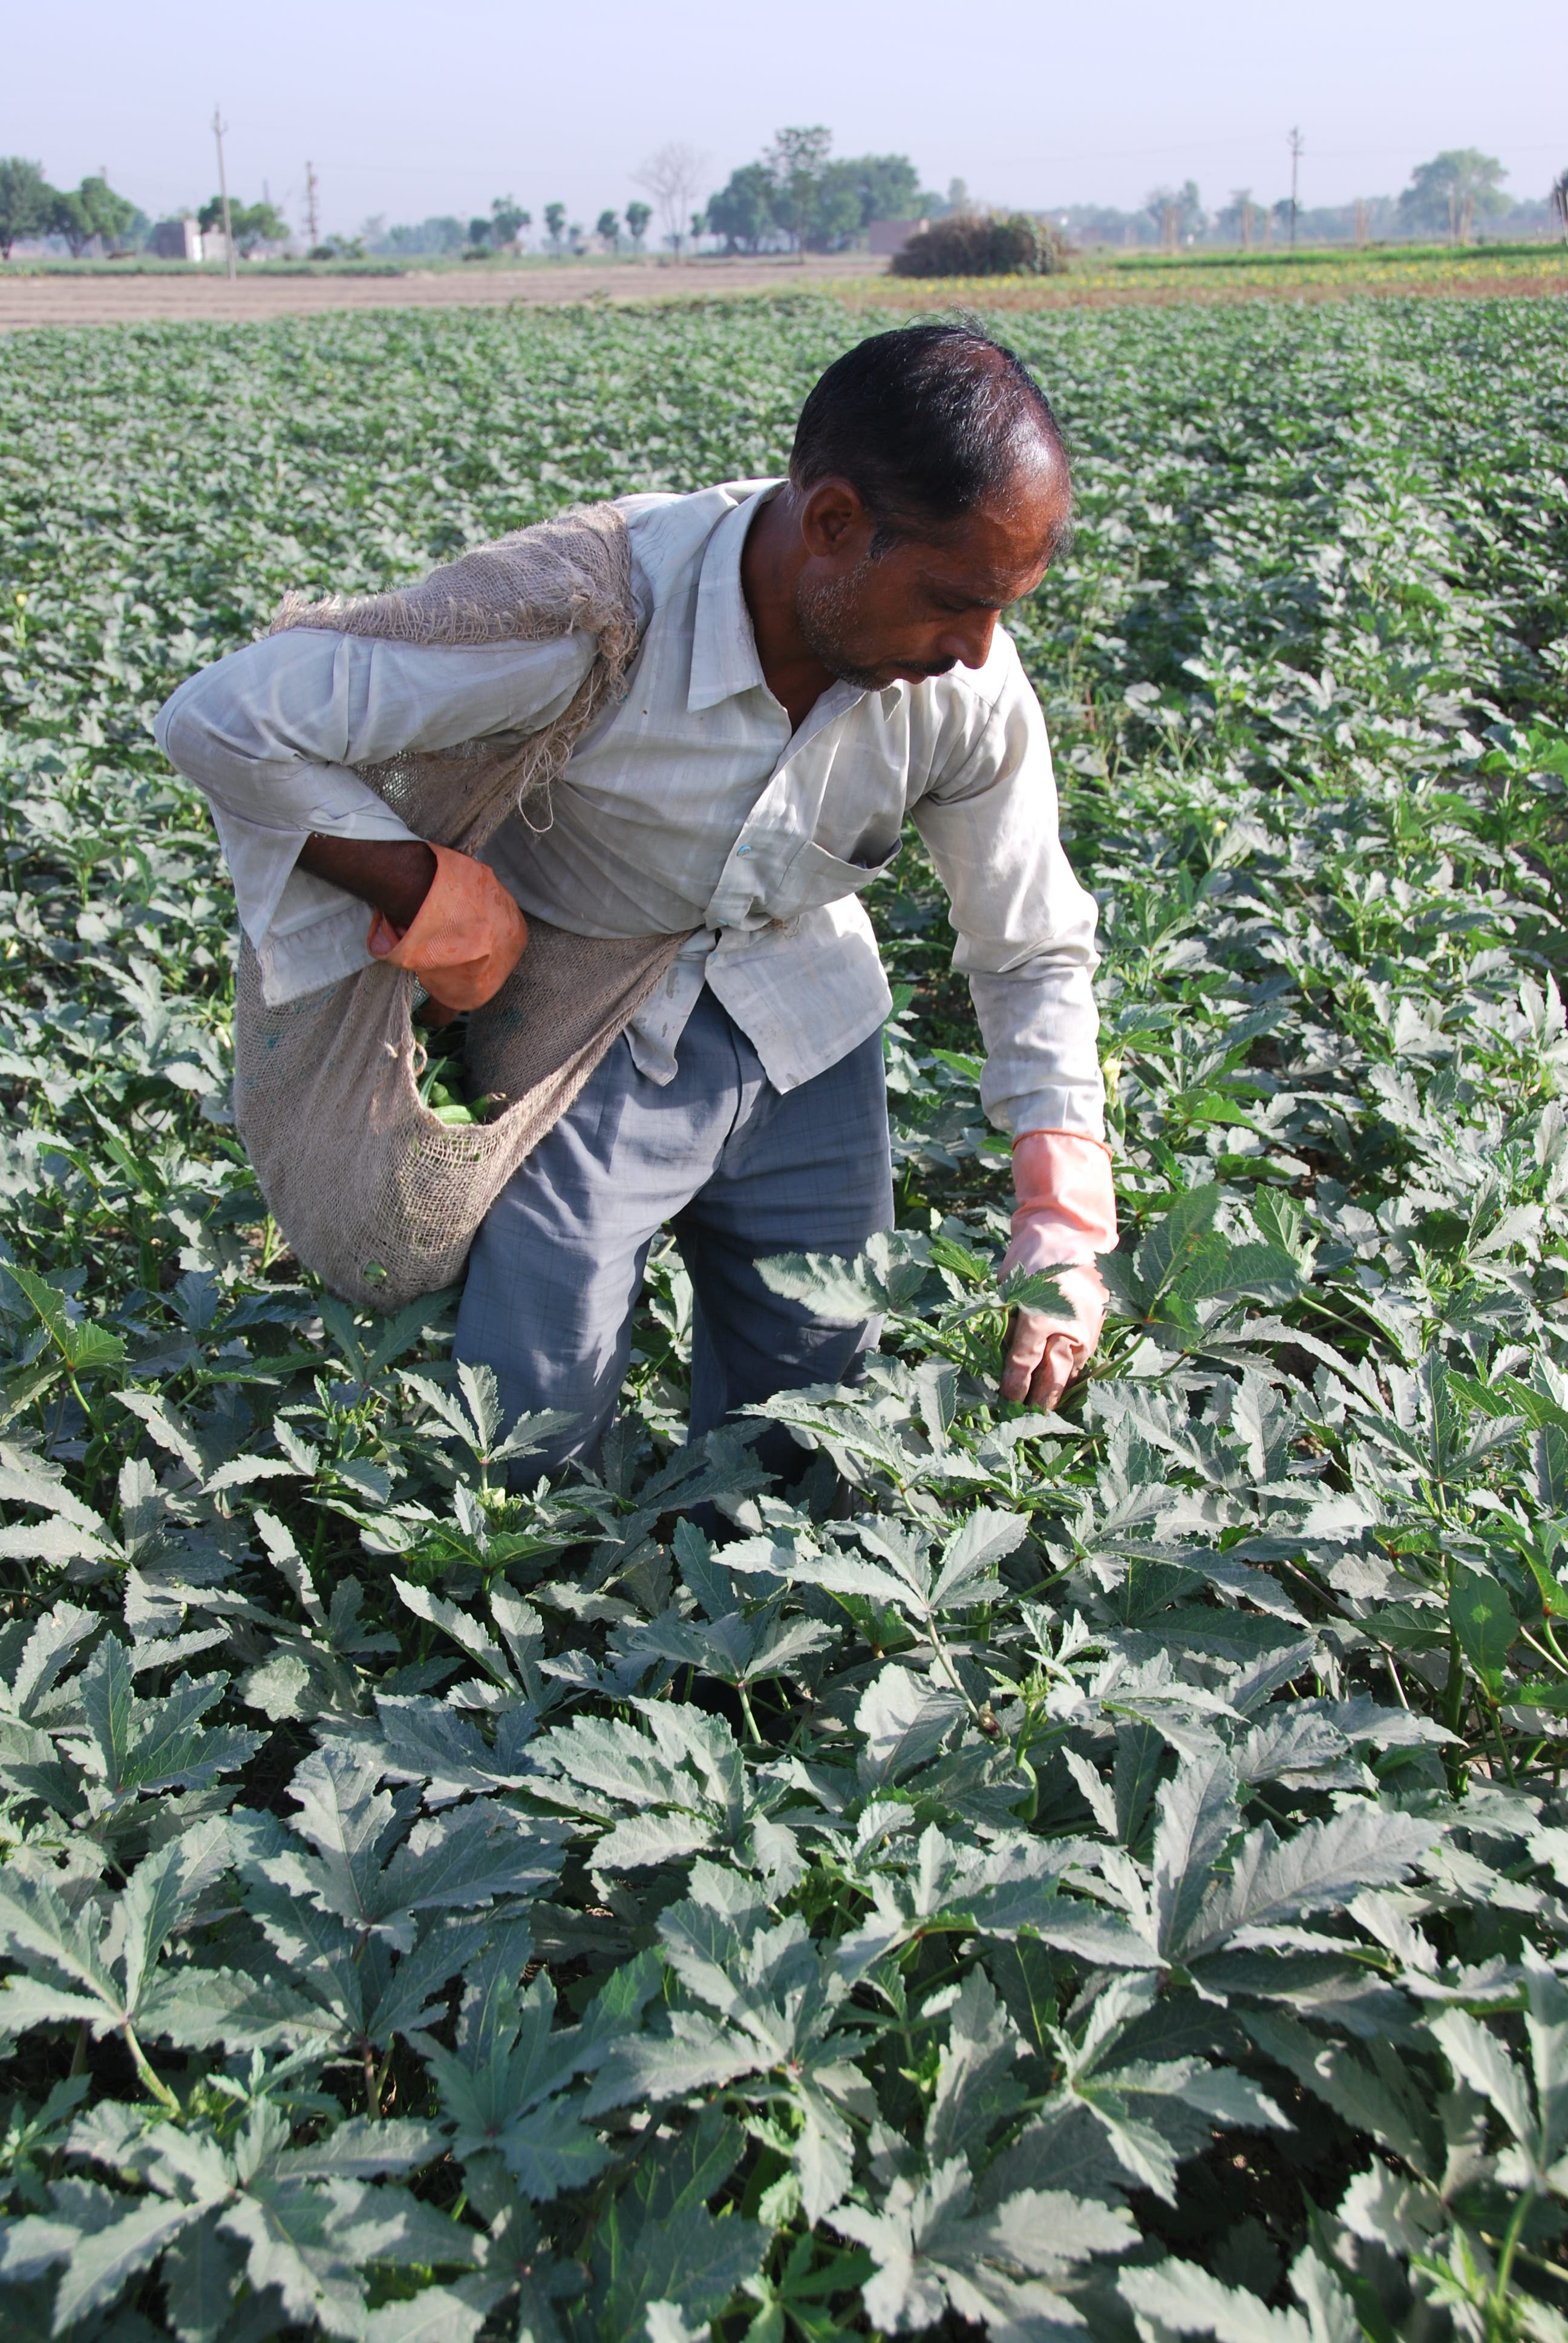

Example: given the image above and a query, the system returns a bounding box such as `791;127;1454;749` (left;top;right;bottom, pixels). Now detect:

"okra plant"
0;290;1564;2342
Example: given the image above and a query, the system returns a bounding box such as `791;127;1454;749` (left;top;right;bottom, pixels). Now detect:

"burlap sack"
231;503;687;1310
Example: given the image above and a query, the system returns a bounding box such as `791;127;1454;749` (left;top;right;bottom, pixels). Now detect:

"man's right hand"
298;834;438;930
296;834;528;1014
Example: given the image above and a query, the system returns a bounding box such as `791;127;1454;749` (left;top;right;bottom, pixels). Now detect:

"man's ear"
798;476;874;563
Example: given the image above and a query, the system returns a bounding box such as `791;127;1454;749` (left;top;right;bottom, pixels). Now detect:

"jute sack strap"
231;502;687;1311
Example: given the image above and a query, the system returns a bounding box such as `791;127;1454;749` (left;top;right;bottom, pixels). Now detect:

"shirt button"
736;844;753;856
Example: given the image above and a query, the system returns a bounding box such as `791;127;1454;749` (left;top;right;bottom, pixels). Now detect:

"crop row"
0;293;1565;2341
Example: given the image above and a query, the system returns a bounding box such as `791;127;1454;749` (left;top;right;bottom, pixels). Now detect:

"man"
156;323;1116;1473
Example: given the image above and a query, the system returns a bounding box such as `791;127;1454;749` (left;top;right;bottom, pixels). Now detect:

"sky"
4;0;1563;237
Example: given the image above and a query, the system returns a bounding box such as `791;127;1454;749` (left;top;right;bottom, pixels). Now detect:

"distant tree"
233;200;286;255
1399;149;1508;241
384;217;466;255
946;178;970;214
765;125;832;252
1145;179;1205;249
467;217;492;249
705;163;776;253
1215;187;1257;246
625;199;652;252
1047;203;1151;247
633;142;709;255
707;143;929;254
48;175;137;257
833;152;923;229
49;188;97;258
0;157;50;260
490;195;529;248
543;202;567;254
811;162;872;248
198;195;286;256
596;209;620;252
88;177;136;249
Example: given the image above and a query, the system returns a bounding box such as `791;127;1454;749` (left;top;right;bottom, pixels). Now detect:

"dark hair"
789;323;1068;552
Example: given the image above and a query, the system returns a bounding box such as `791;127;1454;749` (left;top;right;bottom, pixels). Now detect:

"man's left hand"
997;1129;1118;1413
1001;1262;1108;1410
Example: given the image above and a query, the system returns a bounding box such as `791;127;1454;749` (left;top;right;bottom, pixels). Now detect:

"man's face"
792;458;1070;692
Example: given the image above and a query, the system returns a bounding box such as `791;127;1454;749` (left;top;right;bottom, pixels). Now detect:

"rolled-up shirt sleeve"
910;645;1104;1142
154;627;596;1003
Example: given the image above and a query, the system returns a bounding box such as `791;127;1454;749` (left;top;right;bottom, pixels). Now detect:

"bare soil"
2;251;1564;332
0;253;877;330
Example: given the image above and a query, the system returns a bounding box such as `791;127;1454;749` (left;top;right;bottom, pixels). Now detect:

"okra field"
1;290;1567;2343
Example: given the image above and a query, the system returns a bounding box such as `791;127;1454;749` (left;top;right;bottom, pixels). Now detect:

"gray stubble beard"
793;557;889;691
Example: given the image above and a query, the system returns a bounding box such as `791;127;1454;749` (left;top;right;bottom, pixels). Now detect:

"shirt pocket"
769;833;901;920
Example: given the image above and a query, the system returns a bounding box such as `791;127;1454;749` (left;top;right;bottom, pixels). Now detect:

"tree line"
6;139;1562;270
368;128;936;264
0;160;138;260
0;157;292;261
364;129;939;263
368;198;658;258
703;129;944;254
1065;149;1565;251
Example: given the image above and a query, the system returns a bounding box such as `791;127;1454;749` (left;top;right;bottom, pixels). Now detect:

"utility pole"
212;105;237;280
304;161;319;251
1288;126;1304;252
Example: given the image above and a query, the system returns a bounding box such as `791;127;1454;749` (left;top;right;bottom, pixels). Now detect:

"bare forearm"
298;834;436;932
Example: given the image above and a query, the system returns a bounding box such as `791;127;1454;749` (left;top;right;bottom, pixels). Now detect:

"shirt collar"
687;482;781;714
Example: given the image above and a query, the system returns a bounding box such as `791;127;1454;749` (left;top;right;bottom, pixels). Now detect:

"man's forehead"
913;541;1053;606
910;467;1068;599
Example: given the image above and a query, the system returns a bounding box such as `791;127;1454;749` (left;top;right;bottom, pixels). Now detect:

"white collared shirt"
154;480;1104;1139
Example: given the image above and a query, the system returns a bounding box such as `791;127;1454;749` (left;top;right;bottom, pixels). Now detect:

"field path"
0;253;877;329
2;250;1566;330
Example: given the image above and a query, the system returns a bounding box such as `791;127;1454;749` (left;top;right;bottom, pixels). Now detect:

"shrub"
890;208;1067;277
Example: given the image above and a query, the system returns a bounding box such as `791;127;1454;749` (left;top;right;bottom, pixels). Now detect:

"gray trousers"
454;986;895;1475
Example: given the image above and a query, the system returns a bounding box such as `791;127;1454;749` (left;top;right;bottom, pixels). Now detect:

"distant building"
149;218;203;262
868;218;926;257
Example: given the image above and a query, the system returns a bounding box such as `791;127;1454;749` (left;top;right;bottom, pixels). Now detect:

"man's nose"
934;609;999;670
